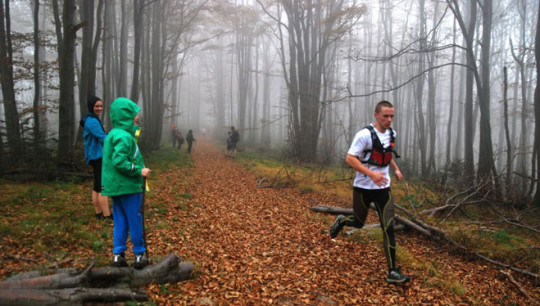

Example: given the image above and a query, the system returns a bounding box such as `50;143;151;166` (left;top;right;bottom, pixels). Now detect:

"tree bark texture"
311;205;537;278
57;0;81;168
532;0;540;206
281;0;354;162
0;0;21;162
0;254;193;305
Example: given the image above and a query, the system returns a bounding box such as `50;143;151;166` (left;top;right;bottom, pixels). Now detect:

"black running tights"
340;187;397;271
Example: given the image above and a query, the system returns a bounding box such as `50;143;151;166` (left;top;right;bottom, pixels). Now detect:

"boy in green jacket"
102;97;151;269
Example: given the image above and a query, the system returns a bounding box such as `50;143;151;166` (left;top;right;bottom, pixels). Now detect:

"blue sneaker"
329;215;345;238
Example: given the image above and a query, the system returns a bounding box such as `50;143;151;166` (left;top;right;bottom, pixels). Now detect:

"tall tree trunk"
214;36;226;131
426;0;440;175
261;37;271;148
89;0;103;96
32;0;41;156
118;0;128;96
56;0;80;168
130;0;144;102
279;0;356;163
101;0;115;129
532;0;540;206
447;0;478;175
76;0;95;142
0;0;21;164
235;15;253;133
415;0;427;176
503;67;512;192
477;0;498;185
446;18;457;166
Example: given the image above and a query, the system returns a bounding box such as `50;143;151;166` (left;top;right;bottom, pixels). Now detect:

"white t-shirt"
347;124;396;189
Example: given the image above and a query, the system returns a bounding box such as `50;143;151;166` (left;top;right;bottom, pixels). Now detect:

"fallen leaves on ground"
1;138;537;305
144;139;538;305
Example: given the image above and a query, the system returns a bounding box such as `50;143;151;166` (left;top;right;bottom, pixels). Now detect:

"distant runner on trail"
226;131;233;157
186;129;195;153
102;97;151;269
229;126;240;158
171;123;178;148
177;130;184;150
329;100;410;284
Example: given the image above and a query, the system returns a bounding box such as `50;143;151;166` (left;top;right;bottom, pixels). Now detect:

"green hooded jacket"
101;97;144;196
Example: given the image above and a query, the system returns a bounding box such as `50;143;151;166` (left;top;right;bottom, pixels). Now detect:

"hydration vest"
361;125;400;167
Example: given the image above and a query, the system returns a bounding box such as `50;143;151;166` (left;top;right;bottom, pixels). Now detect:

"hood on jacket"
110;97;140;131
87;95;102;114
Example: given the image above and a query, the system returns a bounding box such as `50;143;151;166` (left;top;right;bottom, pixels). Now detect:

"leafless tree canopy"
0;0;538;205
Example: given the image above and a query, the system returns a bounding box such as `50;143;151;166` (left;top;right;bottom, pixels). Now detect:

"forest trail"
147;137;538;304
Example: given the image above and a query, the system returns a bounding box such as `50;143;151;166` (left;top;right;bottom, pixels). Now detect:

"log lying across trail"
0;253;194;305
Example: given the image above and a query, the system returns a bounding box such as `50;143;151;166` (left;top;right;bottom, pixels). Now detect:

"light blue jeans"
112;193;146;255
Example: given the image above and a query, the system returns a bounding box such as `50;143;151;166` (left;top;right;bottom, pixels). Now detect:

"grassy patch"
145;146;193;174
0;145;191;275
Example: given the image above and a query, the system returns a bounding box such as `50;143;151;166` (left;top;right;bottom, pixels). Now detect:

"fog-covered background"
1;0;539;205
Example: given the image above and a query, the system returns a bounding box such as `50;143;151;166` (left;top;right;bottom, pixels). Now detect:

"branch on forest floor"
311;204;539;280
257;165;294;188
499;270;539;305
2;255;39;263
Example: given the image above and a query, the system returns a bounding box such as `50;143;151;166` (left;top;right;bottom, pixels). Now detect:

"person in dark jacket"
171;123;178;148
81;95;111;220
177;130;184;150
229;126;240;158
102;97;151;269
186;129;195;153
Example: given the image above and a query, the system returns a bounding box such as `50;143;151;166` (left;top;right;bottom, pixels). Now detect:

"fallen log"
310;205;354;215
311;204;441;238
89;255;194;287
312;205;415;235
0;261;94;290
311;204;539;279
0;288;148;306
0;253;194;305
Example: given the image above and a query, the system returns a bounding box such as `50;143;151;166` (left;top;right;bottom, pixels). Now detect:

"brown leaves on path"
146;139;537;305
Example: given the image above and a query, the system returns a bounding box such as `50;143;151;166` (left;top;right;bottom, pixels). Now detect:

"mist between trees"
0;0;538;206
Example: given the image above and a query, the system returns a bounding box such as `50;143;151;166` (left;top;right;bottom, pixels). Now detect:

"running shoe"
112;253;128;267
386;266;410;284
329;215;345;238
134;253;149;269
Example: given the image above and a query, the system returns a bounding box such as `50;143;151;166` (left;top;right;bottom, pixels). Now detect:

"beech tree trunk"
0;0;21;165
56;0;81;168
532;0;540;206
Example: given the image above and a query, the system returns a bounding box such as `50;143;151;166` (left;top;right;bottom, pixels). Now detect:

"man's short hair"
375;100;394;113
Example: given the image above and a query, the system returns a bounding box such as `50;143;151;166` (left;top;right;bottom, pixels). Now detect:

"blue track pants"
112;193;146;255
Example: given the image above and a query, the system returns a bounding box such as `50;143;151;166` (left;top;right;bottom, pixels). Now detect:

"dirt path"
147;138;537;304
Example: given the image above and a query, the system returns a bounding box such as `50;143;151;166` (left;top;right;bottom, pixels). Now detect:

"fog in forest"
0;0;539;205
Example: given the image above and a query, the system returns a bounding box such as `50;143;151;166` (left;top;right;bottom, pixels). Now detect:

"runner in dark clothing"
177;131;184;150
230;126;240;158
186;130;195;153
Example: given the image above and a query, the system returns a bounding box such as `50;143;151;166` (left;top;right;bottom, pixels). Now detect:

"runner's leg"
372;189;396;271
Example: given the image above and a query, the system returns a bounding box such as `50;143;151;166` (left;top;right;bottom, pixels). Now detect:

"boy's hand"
141;168;151;177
